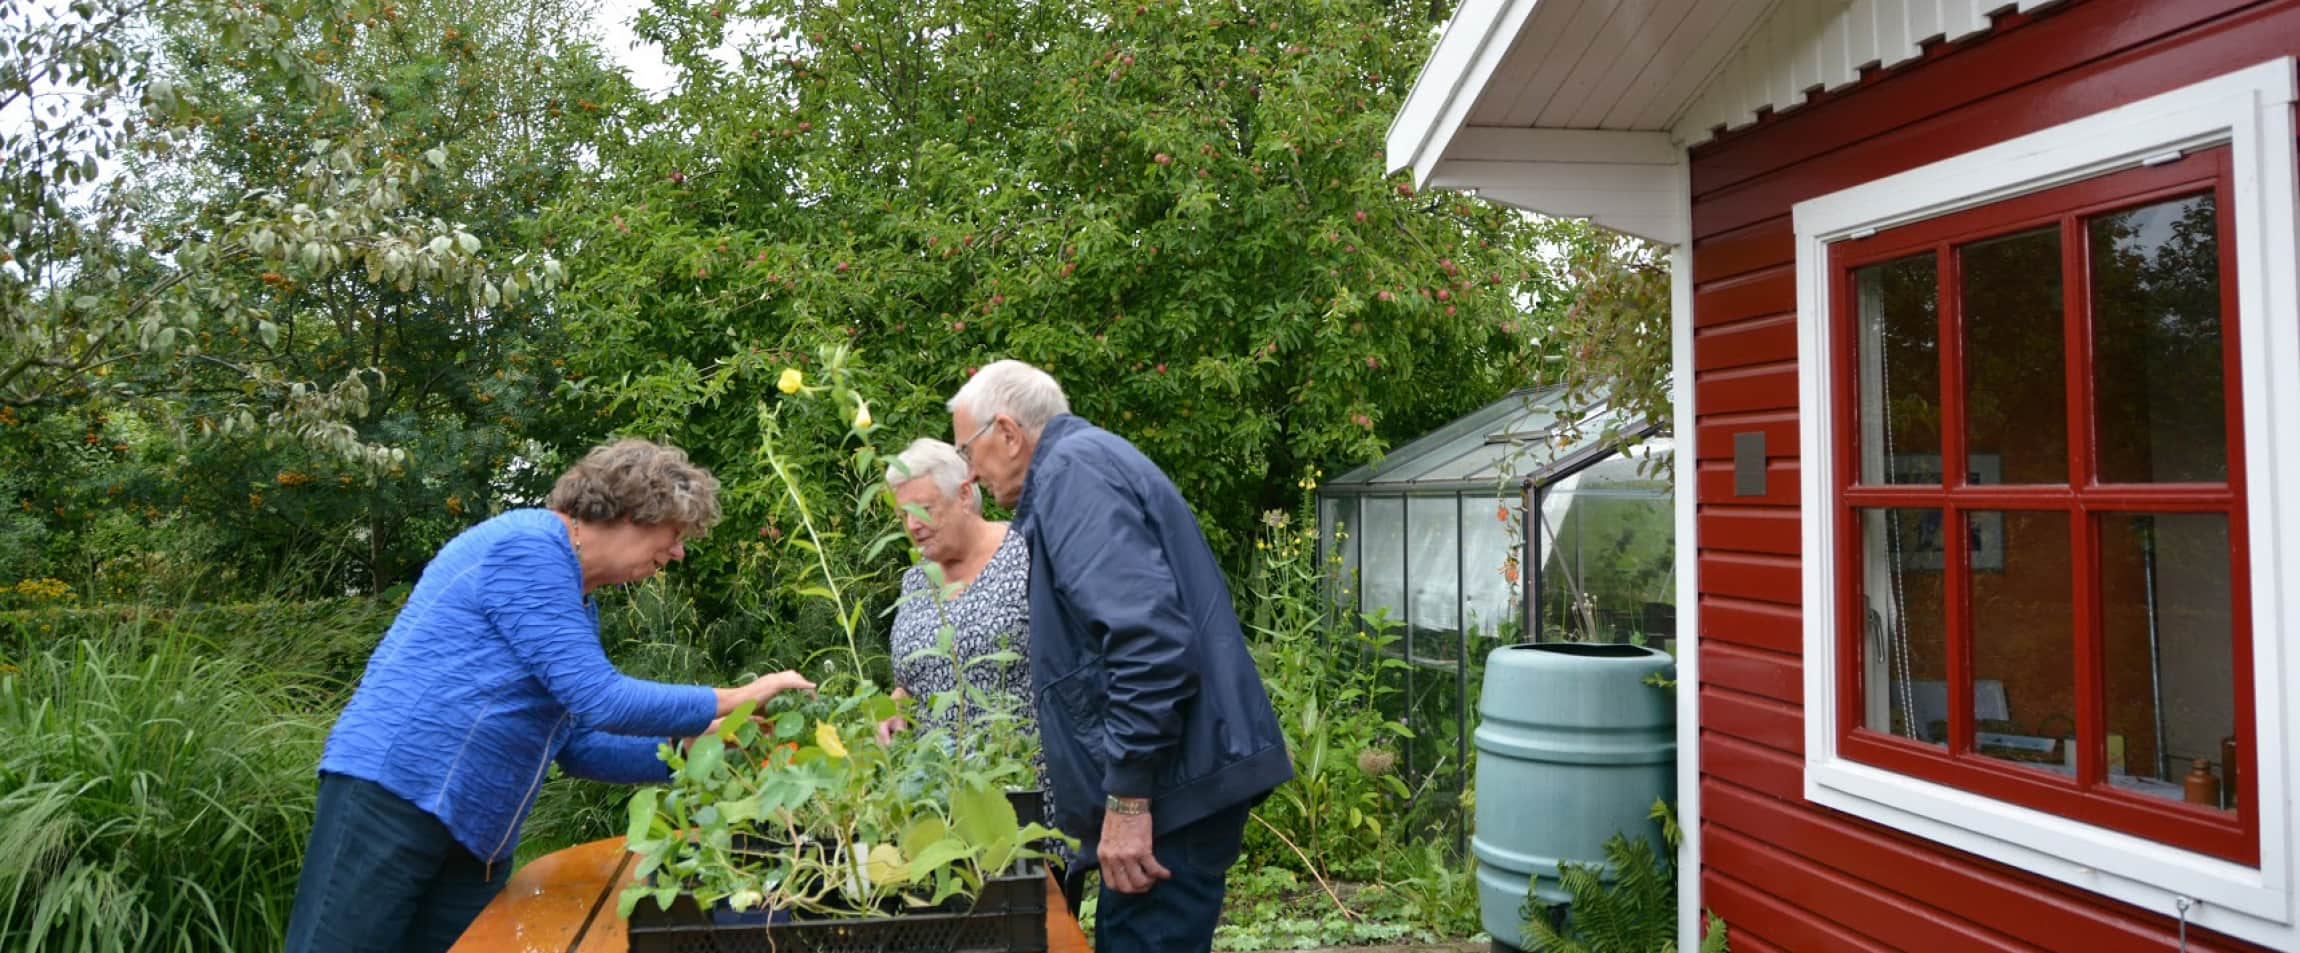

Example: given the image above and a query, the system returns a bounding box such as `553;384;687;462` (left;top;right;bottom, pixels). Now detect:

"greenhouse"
1317;386;1675;833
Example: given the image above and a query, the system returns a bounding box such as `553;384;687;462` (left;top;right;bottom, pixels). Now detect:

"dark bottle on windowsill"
2221;735;2239;809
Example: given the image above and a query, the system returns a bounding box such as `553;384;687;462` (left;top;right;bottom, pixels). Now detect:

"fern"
1517;799;1730;953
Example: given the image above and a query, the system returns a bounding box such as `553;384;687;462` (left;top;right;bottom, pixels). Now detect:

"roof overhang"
1385;0;1786;245
1389;0;2064;244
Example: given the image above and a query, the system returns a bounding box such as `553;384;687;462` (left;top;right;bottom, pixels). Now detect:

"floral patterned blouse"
889;529;1053;820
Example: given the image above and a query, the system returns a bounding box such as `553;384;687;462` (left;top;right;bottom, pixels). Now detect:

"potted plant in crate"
618;678;1067;949
617;346;1070;950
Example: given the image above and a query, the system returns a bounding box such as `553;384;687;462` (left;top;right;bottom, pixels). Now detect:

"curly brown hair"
547;438;722;535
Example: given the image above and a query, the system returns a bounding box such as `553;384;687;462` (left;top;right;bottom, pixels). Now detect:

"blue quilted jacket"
319;509;716;866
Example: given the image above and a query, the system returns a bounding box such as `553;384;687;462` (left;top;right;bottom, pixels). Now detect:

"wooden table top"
448;837;1090;953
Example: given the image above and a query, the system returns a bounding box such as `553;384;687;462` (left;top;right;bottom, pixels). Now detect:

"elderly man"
947;360;1291;952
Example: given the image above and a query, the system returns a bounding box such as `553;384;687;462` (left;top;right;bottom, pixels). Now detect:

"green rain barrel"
1472;642;1676;950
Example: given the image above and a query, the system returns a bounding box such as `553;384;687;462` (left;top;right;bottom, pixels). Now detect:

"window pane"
1859;507;1948;747
1462;497;1520;641
1361;498;1404;627
1321;497;1359;617
1408;496;1461;644
1961;227;2068;485
1970;511;2073;774
1856;255;1942;485
2101;514;2237;811
2089;195;2226;484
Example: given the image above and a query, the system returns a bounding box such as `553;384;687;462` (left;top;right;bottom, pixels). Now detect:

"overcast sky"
590;0;679;94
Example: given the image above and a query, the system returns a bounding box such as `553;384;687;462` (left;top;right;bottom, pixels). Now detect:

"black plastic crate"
624;858;1051;953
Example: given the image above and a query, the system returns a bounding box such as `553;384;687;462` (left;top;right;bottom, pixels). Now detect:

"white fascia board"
1435;145;1689;244
1446;127;1682;166
1386;0;1543;185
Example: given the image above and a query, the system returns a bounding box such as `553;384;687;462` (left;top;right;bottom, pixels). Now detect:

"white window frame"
1792;58;2300;948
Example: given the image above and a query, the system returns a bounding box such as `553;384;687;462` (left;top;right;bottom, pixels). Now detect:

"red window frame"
1827;147;2258;864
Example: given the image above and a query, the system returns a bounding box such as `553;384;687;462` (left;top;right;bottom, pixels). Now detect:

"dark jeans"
1092;801;1252;953
284;772;511;953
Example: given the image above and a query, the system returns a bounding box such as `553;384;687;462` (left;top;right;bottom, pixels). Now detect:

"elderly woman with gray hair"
875;439;1045;794
285;438;814;953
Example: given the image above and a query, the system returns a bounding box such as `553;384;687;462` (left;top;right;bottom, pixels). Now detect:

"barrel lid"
1510;642;1664;660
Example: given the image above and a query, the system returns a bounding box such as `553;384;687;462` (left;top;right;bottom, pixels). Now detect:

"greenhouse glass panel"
1535;443;1675;643
1462;496;1520;642
1361;497;1406;627
1320;496;1356;614
1407;496;1461;657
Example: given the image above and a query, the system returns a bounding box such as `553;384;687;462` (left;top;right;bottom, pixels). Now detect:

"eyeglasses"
954;417;998;462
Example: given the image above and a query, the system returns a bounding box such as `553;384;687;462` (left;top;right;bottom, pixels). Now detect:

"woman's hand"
875;715;909;744
713;671;816;715
875;685;912;744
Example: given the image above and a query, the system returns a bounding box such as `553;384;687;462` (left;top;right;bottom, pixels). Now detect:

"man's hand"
1095;807;1171;894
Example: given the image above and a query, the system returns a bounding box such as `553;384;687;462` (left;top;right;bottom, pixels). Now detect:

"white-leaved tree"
1;0;563;465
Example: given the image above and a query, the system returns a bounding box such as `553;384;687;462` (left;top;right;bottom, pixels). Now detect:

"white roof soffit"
1387;0;2074;245
1385;0;1784;246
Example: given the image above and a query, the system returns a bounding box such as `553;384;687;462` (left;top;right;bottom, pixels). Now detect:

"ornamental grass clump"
0;634;330;953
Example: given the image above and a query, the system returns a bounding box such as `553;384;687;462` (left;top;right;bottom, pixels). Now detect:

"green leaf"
626;787;658;842
949;781;1020;861
866;842;911;885
719;700;757;738
685;734;725;781
900;815;949;859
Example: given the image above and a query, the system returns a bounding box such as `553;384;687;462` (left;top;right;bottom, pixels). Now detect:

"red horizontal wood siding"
1701;639;1802;704
1693;411;1796;461
1698;506;1799;556
1694;313;1796;373
1688;0;2293;947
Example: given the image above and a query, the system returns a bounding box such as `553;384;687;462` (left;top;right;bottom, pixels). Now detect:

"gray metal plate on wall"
1734;431;1766;497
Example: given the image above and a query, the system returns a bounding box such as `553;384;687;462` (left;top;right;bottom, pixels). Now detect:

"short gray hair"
947;359;1070;437
884;438;979;511
548;438;722;534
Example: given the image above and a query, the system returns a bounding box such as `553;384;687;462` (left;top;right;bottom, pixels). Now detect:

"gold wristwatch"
1105;794;1150;816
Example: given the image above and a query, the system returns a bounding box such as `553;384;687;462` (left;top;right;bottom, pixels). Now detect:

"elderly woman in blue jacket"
283;439;813;953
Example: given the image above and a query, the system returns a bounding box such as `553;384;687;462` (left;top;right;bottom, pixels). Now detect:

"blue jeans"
283;773;510;953
1093;801;1252;953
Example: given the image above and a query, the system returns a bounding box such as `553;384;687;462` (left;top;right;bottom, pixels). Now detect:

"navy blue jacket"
1014;415;1292;839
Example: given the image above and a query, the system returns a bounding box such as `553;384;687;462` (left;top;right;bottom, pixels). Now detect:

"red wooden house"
1389;0;2300;949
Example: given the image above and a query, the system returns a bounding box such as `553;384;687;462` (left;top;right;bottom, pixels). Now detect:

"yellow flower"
854;401;874;431
778;368;804;394
815;720;848;759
